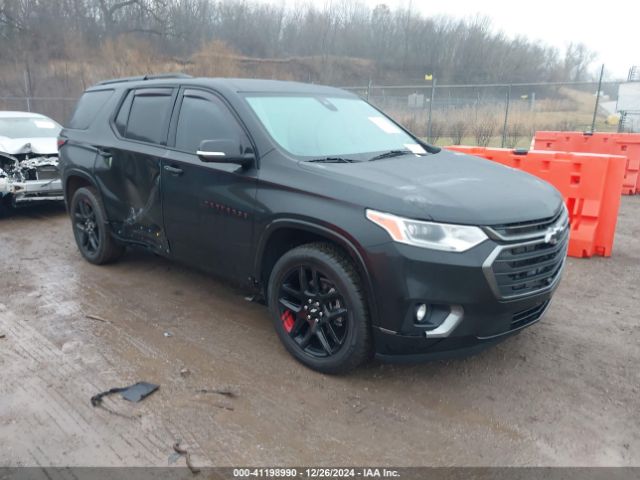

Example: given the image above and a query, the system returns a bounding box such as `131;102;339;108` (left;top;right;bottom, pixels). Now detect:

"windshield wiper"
369;149;421;161
307;157;356;163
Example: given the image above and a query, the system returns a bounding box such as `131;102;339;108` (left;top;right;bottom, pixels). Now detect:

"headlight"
366;209;488;252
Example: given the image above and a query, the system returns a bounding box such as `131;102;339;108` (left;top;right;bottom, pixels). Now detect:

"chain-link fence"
0;96;78;126
0;79;628;148
344;80;625;147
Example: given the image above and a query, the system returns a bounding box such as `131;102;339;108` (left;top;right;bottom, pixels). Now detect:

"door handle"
164;165;184;176
97;147;112;157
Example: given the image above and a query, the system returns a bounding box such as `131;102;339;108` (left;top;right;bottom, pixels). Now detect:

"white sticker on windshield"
404;143;427;154
34;120;56;129
368;116;402;134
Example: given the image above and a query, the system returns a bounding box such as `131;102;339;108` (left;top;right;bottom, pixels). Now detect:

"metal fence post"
366;78;372;102
617;112;626;133
530;91;536;111
501;84;512;148
427;78;436;142
590;64;604;133
23;71;32;112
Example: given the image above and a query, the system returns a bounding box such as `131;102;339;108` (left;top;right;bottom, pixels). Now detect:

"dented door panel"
94;144;167;251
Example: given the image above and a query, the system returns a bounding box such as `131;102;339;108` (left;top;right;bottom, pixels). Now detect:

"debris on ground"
196;386;238;398
180;368;190;377
85;314;108;323
163;331;172;337
0;333;6;339
196;386;237;411
173;440;201;474
168;451;182;465
91;381;159;406
244;294;266;304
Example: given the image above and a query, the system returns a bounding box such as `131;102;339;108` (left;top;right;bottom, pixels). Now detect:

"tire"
267;242;372;374
0;196;10;218
70;186;124;265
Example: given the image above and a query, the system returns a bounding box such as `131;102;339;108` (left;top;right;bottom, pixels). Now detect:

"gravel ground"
0;197;638;467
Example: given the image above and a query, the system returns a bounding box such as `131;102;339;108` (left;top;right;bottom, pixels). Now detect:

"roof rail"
97;73;193;86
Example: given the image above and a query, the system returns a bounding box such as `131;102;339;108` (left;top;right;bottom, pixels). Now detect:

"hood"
0;137;58;155
299;149;563;226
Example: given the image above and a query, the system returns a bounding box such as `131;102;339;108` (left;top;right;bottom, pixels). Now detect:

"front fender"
254;217;380;327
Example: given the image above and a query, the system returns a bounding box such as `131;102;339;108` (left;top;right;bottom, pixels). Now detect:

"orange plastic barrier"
533;131;640;195
447;146;627;258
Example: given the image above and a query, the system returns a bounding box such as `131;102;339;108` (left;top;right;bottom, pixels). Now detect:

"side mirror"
197;139;255;167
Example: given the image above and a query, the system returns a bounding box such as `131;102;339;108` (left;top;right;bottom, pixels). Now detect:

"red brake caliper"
281;310;295;333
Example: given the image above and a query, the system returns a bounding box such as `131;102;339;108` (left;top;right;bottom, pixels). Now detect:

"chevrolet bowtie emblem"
544;224;565;245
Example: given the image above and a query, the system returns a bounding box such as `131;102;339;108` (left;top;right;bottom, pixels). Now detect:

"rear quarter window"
114;91;134;136
120;88;173;144
67;89;114;129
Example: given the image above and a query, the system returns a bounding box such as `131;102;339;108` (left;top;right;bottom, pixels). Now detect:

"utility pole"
590;64;605;133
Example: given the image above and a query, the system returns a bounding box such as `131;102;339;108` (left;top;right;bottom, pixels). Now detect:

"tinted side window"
67;89;114;129
124;88;173;144
114;90;133;136
175;93;246;153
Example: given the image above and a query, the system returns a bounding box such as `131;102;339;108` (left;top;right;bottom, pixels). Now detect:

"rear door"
162;87;258;283
94;87;176;252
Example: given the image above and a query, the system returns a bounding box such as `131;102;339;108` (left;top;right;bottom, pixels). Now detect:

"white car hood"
0;137;58;155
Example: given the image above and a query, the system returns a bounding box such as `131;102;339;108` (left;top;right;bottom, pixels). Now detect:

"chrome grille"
484;210;569;300
487;207;567;241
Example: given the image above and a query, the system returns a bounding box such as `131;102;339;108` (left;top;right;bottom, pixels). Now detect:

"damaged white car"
0;111;64;214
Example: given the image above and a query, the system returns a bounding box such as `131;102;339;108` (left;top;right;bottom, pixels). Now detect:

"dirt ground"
0;197;638;468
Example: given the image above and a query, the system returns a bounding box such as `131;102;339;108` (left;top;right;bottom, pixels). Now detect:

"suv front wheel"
267;242;372;374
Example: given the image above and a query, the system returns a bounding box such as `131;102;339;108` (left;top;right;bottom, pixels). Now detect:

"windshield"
0;117;62;139
245;95;426;160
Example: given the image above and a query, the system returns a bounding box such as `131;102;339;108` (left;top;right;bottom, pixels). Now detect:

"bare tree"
450;119;468;145
0;0;602;124
0;0;593;85
428;119;445;145
98;0;141;31
505;122;525;148
563;43;597;82
473;116;498;147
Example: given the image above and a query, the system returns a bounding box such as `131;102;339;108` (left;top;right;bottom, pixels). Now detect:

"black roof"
90;75;352;97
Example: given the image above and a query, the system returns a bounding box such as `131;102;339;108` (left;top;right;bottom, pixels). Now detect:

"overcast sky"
258;0;639;79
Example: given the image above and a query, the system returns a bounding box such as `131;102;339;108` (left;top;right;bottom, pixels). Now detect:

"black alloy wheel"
277;264;350;358
70;186;124;265
74;197;100;256
268;242;372;373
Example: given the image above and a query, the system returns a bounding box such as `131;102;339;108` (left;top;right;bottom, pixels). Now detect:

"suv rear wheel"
267;242;372;374
70;186;124;264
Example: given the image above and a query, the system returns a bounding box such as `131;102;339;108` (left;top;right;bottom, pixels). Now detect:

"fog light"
415;303;428;322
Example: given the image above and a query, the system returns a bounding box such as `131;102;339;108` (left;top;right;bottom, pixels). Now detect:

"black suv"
59;75;568;373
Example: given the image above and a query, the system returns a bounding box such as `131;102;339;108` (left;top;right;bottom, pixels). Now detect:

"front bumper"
1;178;64;205
366;234;566;360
